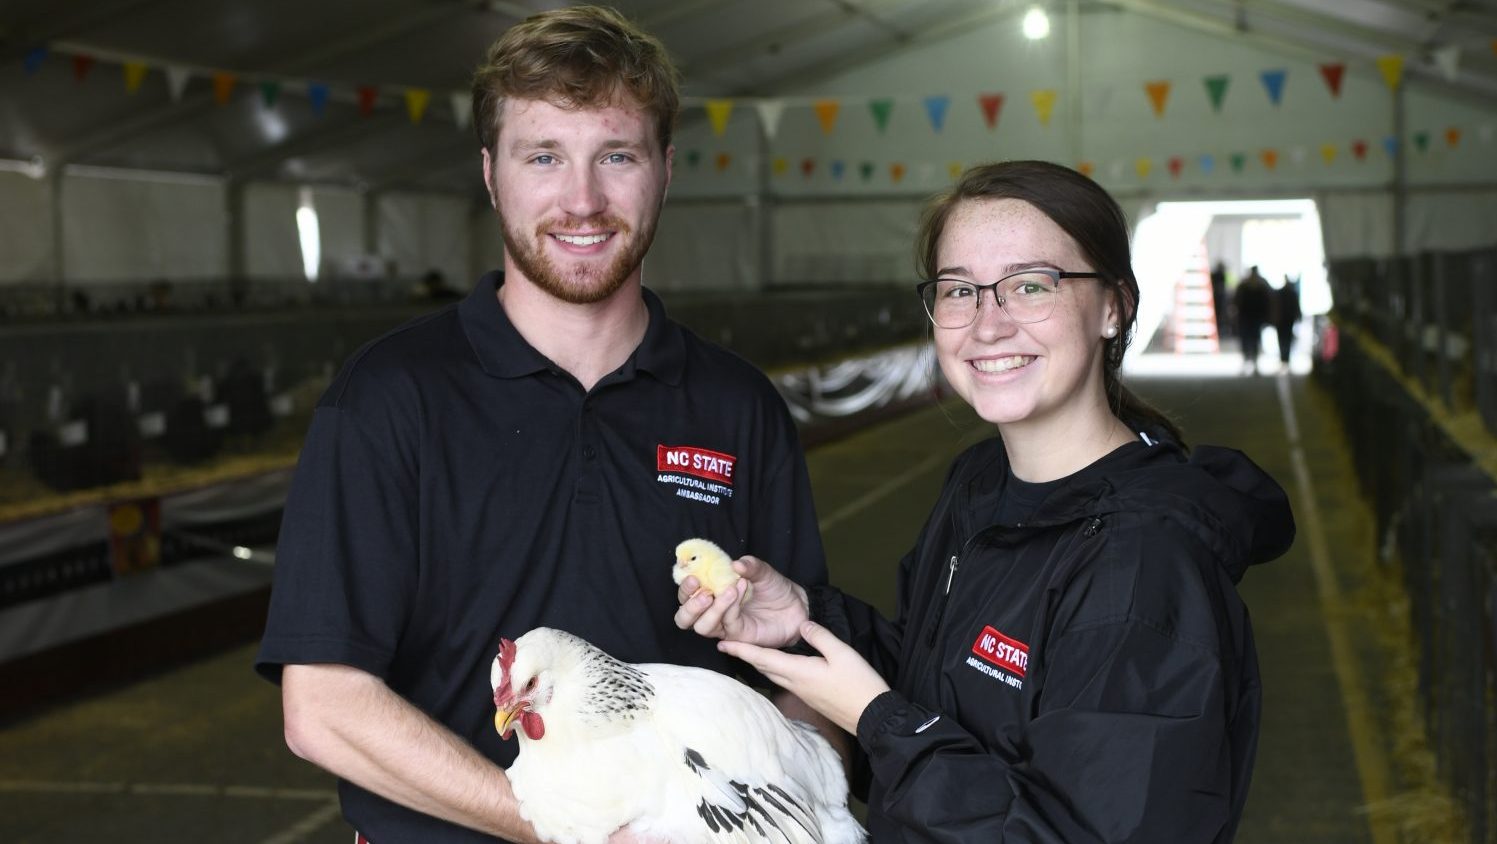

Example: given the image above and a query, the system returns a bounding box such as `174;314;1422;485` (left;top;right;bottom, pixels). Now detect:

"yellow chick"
673;538;750;602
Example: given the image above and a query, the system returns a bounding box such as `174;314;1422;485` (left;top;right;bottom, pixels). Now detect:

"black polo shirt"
256;271;827;842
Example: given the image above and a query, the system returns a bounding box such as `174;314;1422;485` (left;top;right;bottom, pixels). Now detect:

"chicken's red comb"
493;637;518;705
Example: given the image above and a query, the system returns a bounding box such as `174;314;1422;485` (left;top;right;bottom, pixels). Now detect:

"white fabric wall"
0;173;51;282
310;186;366;280
61;173;226;283
1318;193;1395;259
376;192;470;286
774;200;921;285
649;201;760;291
242;183;303;280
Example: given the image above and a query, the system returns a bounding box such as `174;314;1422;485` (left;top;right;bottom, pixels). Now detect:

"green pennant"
869;99;894;134
685;149;701;168
858;161;875;181
1203;76;1230;113
1413;131;1429;153
1230;152;1246;173
260;81;281;108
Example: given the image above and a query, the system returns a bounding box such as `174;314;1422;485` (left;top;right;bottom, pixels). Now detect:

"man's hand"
673;555;808;647
718;621;889;735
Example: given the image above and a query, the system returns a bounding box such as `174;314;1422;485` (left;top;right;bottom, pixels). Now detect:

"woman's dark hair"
916;160;1184;445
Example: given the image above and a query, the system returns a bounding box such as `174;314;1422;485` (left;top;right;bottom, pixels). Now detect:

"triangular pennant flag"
705;99;734;136
889;163;906;184
771;157;788;176
308;83;330;116
1260;69;1287;105
801;158;816;178
450;92;472;130
358;86;378;116
260;81;280;108
1320;143;1338;164
73;54;95;82
923;96;950;132
915;162;936;183
1446;126;1461;148
1030;89;1057;126
1382;136;1398;157
1109;160;1126;180
868;98;894;133
23;46;48;75
1260;149;1279;170
1376;55;1404;90
212;72;237;105
1135;158;1152;180
813;99;840;135
1351;139;1368;160
166;66;192;101
1413;131;1429;153
1077;161;1095;178
978;93;1004;130
1492;38;1497;58
123;61;148;94
1230;153;1246;173
1145;81;1171;118
1290;146;1307;165
858;161;875;182
1167;156;1183;178
685;149;701;168
947;161;963;181
1203;75;1230;113
831;160;846;181
1198;154;1215;174
1318;63;1346;98
754;100;784;139
404;88;430;124
1433;46;1460;81
715;152;731;173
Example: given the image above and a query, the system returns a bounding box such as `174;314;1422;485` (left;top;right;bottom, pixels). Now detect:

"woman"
676;161;1295;842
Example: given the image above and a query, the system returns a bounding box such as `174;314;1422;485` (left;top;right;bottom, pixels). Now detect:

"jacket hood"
970;434;1296;584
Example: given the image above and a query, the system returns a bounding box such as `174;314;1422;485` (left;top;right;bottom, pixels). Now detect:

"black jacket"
812;433;1295;842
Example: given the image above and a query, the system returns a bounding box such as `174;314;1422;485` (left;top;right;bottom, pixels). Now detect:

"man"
255;7;830;841
1232;266;1273;375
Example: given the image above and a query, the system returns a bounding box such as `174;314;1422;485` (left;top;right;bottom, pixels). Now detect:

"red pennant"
1077;161;1095;177
800;158;815;178
72;54;95;82
211;72;237;105
1351;139;1368;160
1167;156;1183;178
358;86;378;116
714;152;731;172
1446;126;1462;148
1318;63;1345;98
978;93;1004;130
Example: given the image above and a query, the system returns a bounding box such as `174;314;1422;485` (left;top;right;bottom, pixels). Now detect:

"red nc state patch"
971;625;1029;678
656;445;736;485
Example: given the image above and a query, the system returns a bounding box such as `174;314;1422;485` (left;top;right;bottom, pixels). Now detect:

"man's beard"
499;211;659;306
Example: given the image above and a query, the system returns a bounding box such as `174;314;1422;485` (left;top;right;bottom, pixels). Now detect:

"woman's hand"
717;621;889;734
673;556;809;648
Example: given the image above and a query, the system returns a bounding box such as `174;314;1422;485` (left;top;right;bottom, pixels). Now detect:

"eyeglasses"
916;269;1104;328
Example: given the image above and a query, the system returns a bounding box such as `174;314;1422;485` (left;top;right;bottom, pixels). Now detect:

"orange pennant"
890;162;906;183
1145;81;1171;118
212;72;237;105
715;152;732;172
1260;149;1279;170
1446;126;1462;148
813;99;840;135
1077;161;1095;178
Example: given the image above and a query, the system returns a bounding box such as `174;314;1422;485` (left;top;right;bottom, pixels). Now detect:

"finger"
719;639;805;679
672;590;713;631
797;620;844;656
733;555;768;580
690;585;740;638
676;575;702;605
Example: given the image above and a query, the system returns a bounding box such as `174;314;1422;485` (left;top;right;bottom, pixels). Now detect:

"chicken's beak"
494;700;524;739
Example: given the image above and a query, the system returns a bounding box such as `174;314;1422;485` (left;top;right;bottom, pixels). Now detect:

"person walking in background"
1210;260;1231;339
1274;275;1302;371
678;161;1295;842
1233;265;1273;375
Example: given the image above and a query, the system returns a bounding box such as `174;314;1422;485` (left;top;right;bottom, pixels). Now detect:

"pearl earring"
1104;325;1118;338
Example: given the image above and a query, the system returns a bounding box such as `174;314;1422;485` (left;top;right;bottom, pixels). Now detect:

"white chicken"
491;627;865;844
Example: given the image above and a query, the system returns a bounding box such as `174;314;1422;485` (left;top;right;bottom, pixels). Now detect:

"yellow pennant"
705;99;734;137
1031;89;1057;126
123;61;148;94
947;161;963;181
1376;54;1404;90
1134;158;1151;180
404;88;431;124
772;157;789;176
1144;81;1171;117
1320;143;1337;164
813;99;841;135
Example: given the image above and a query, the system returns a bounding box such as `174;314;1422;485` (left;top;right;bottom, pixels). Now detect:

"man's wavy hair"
471;5;680;157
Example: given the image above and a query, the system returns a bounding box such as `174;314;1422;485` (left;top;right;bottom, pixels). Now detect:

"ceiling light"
1022;6;1051;40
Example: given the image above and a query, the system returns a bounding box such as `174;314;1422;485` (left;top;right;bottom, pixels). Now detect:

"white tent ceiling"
2;0;1495;200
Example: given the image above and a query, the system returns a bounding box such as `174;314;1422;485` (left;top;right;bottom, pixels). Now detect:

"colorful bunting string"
813;100;840;135
705;99;733;136
1260;69;1287;106
978;93;1003;130
1145;81;1170;118
1203;75;1229;113
1318;63;1344;98
868;99;894;134
1376;55;1404;90
755;100;785;139
1030;89;1057;126
923;96;950;132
